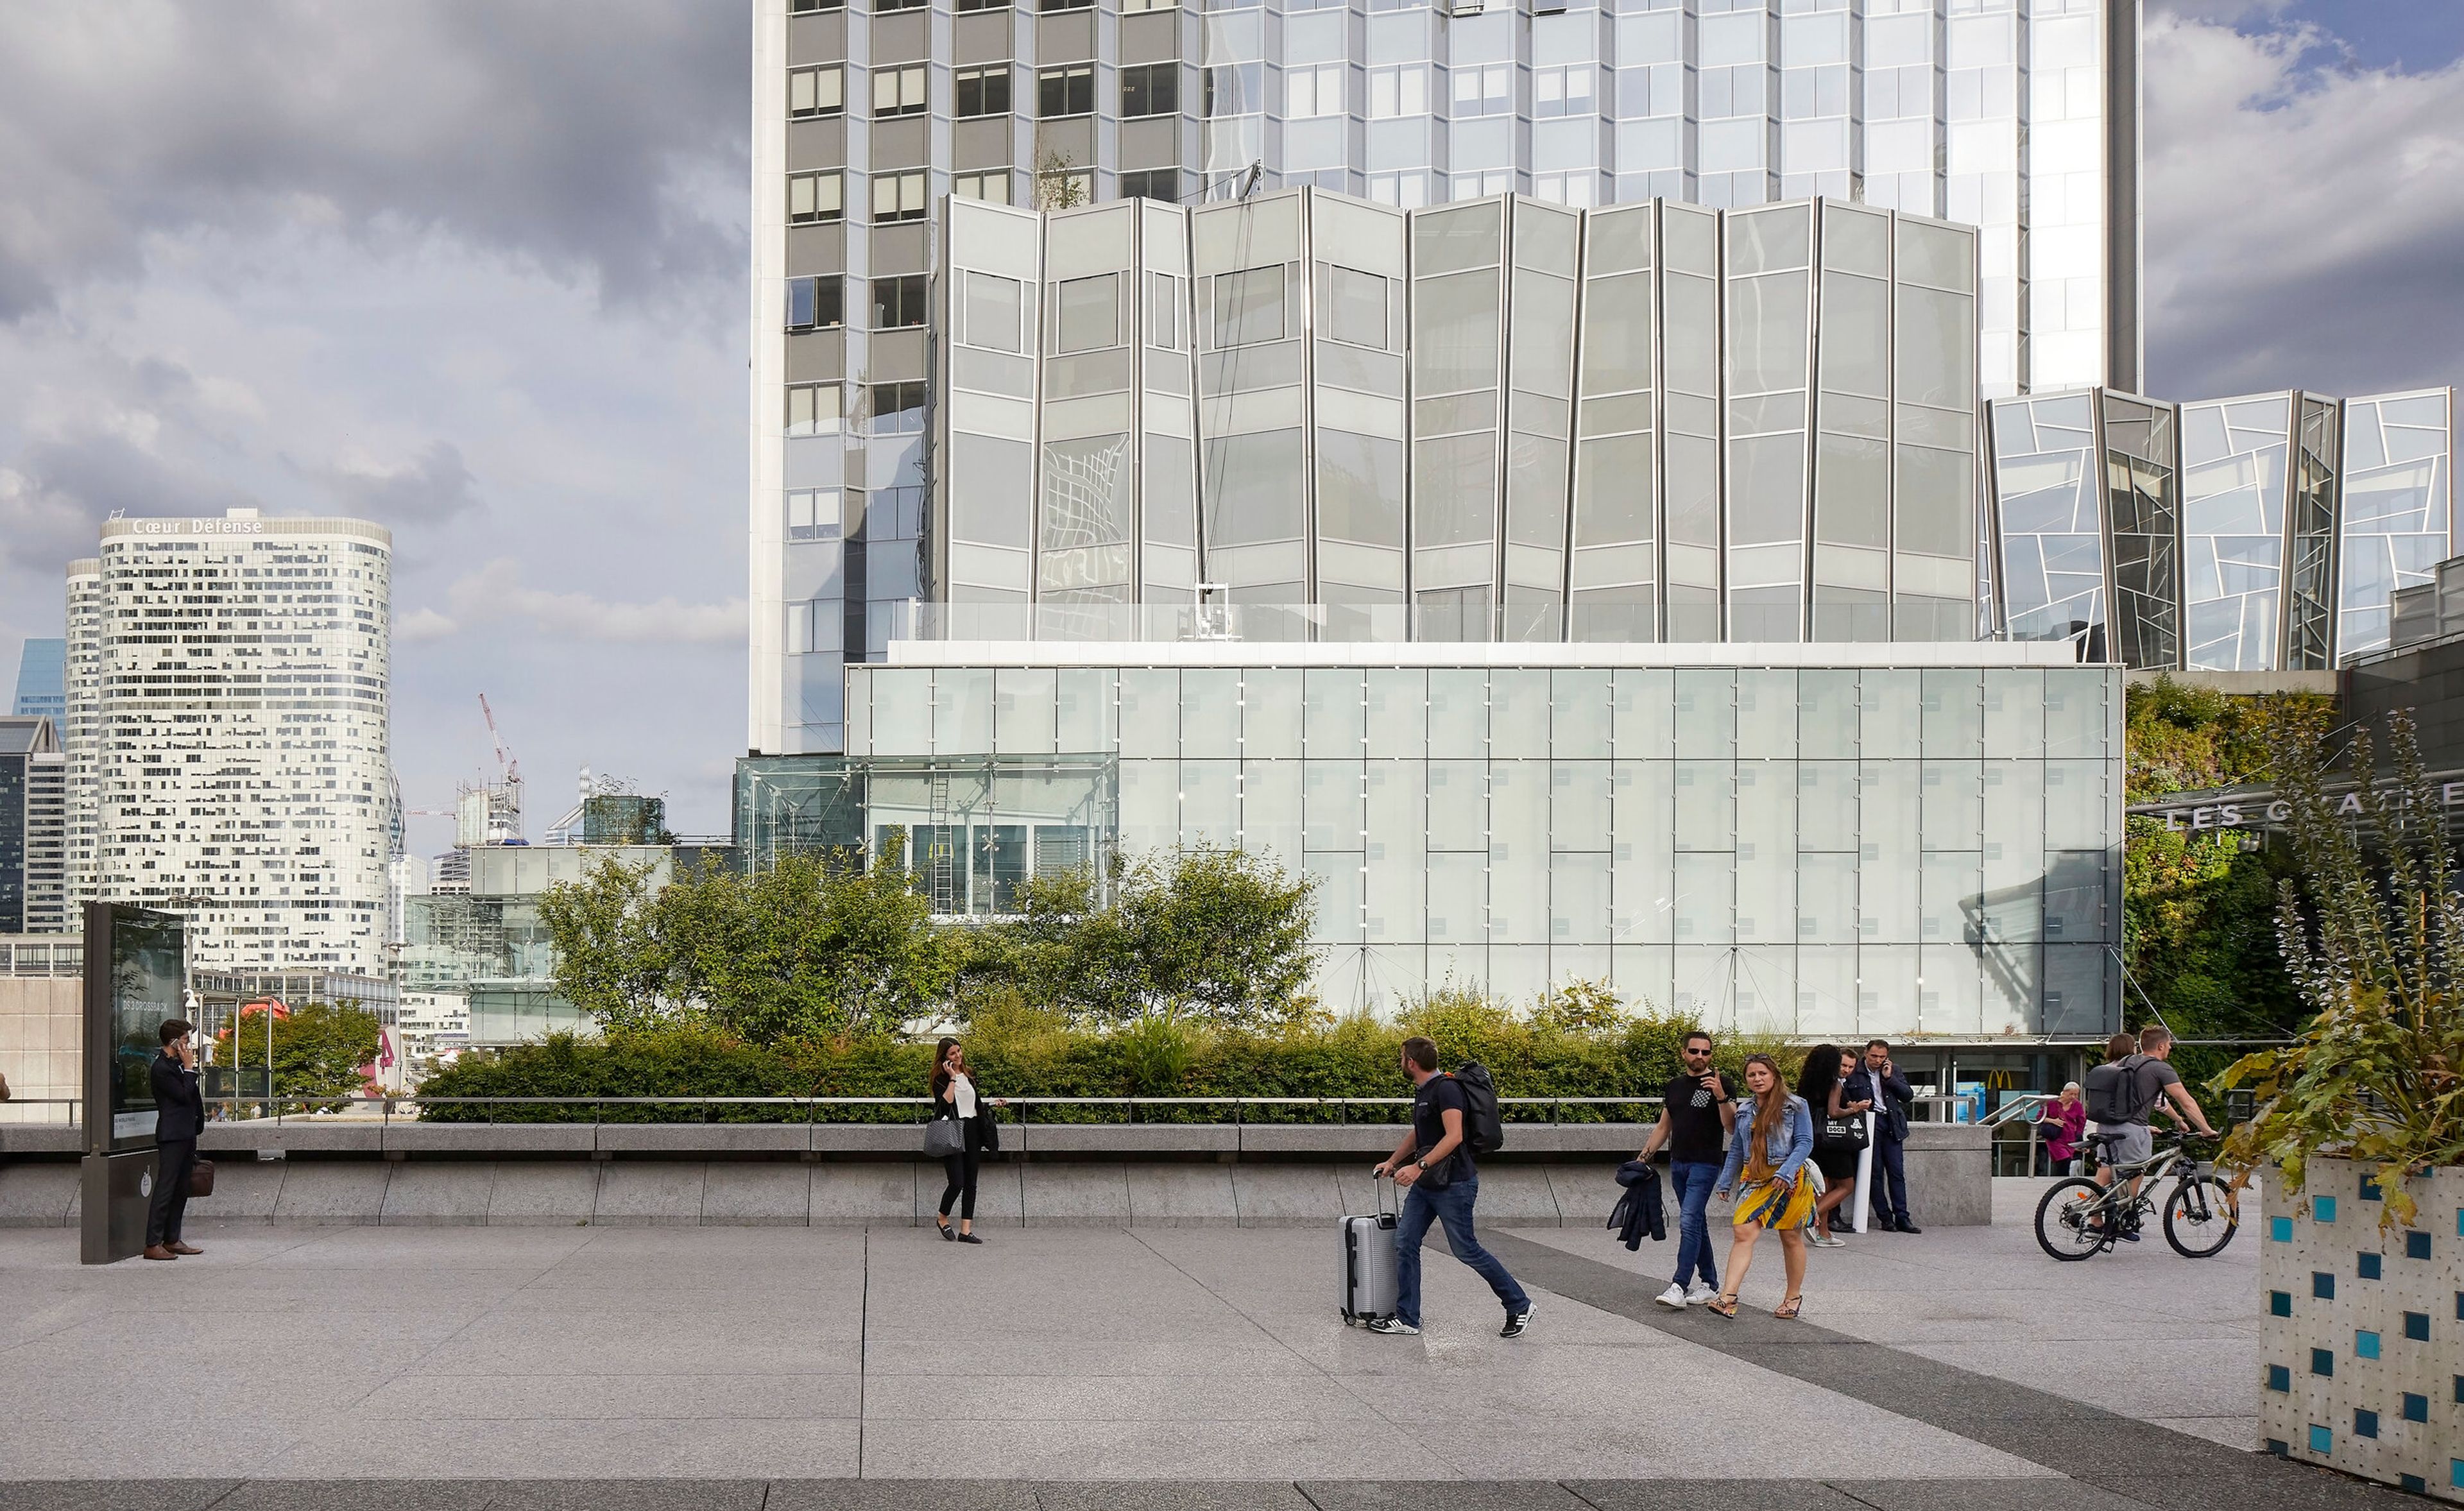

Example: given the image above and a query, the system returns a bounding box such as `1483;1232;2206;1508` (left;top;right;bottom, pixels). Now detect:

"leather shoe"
142;1245;177;1261
168;1242;203;1256
1895;1220;1923;1234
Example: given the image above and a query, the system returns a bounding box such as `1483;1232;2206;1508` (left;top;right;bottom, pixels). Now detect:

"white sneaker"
1683;1282;1716;1306
1654;1283;1688;1310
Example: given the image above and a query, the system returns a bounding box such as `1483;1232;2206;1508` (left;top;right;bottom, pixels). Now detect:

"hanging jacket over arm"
1606;1159;1666;1249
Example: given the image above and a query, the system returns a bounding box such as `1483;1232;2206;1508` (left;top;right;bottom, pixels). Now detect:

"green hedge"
414;1002;1800;1123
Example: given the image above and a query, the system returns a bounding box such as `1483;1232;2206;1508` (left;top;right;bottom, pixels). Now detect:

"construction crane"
479;694;520;786
461;694;524;846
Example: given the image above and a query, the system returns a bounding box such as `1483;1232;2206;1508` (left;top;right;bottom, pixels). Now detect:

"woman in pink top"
2039;1082;2087;1175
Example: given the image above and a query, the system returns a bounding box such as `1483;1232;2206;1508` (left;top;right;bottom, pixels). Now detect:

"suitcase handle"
1371;1166;1396;1217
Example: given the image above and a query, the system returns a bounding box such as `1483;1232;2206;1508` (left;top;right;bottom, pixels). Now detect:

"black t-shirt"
1412;1074;1473;1179
1661;1071;1736;1165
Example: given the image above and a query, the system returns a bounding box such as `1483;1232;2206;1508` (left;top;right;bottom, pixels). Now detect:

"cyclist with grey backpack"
2080;1025;2216;1238
1367;1036;1534;1339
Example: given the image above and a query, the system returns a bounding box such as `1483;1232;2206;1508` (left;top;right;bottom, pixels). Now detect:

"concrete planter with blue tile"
2260;1159;2464;1500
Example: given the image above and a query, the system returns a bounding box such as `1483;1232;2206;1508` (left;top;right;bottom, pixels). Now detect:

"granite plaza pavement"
0;1181;2412;1510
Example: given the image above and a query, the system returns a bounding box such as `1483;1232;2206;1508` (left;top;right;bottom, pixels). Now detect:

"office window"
1534;64;1594;118
1453;63;1511;118
955;169;1013;204
956;0;1005;10
873;170;927;222
875;0;927;12
875;64;927;117
1146;271;1181;350
1120;167;1181;202
1037;168;1092;208
1287;64;1343;119
1369;65;1427;119
1040;64;1095;117
1041;0;1091;10
1319;264;1389;350
963;271;1025;352
786;490;843;542
786;275;844;332
1122;0;1175;11
786;383;843;437
788;171;844;223
957;65;1011;118
1213;265;1288;348
1122;62;1179;117
790;0;843;13
1055;273;1122;354
873;275;930;329
869;381;928;436
1205;64;1264;116
789;65;844;118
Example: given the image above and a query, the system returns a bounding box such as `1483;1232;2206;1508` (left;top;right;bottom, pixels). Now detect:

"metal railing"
1;1093;1672;1128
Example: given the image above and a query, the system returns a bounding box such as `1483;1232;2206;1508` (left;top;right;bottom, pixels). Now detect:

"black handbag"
923;1117;964;1158
1817;1111;1870;1153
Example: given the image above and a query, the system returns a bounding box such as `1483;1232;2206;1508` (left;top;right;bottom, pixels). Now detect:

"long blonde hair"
1740;1054;1789;1184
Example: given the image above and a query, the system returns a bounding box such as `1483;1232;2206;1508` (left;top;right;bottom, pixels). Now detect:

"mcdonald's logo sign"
1985;1069;2019;1090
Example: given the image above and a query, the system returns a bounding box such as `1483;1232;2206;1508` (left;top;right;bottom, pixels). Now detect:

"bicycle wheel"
2163;1175;2239;1258
2034;1177;2111;1261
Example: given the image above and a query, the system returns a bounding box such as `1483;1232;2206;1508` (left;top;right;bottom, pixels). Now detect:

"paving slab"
590;1161;707;1225
1299;1483;1589;1510
0;1162;78;1227
268;1160;389;1224
379;1161;496;1226
486;1162;599;1226
1124;1163;1238;1225
1564;1483;1878;1511
0;1483;243;1511
768;1484;1038;1511
1020;1161;1131;1226
700;1162;813;1225
213;1484;499;1511
1231;1163;1344;1225
812;1163;917;1226
1038;1486;1317;1511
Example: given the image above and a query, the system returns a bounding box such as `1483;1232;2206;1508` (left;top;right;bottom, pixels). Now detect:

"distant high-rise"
748;0;2144;755
63;561;101;905
10;639;65;722
0;717;68;934
67;511;394;975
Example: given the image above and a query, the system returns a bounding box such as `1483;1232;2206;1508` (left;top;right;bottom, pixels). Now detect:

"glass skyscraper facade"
1987;386;2457;669
10;639;65;722
750;0;2143;758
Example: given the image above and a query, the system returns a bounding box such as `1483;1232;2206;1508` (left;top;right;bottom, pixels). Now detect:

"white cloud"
420;558;743;646
2146;10;2464;398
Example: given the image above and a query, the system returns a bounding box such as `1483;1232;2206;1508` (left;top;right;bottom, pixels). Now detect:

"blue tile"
2359;1252;2383;1280
2356;1408;2380;1438
2403;1475;2427;1494
2308;1424;2332;1454
2265;1439;2289;1458
2357;1329;2381;1360
2453;1373;2462;1403
2409;1230;2433;1260
2267;1364;2291;1392
2405;1392;2430;1424
2269;1288;2291;1317
2312;1347;2334;1377
2407;1311;2431;1341
2313;1271;2336;1299
2361;1175;2383;1200
2270;1215;2294;1242
2453;1460;2464;1492
2316;1195;2338;1223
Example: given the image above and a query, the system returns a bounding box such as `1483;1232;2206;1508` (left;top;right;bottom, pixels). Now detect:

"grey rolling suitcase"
1340;1175;1399;1325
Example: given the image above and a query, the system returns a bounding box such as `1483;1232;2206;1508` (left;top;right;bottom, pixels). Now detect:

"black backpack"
1452;1063;1507;1155
2083;1054;2160;1125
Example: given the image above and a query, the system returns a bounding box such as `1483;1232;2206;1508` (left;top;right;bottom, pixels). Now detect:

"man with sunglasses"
1636;1030;1735;1308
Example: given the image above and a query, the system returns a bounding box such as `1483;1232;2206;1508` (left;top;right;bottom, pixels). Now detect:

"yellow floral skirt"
1732;1175;1816;1231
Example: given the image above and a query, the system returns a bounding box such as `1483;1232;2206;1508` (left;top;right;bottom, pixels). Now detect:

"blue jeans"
1393;1173;1530;1327
1668;1159;1722;1290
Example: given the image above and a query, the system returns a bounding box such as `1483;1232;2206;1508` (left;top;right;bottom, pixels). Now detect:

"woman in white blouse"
931;1036;1002;1243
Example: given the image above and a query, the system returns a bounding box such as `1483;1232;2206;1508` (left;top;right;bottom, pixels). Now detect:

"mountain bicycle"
2032;1130;2237;1260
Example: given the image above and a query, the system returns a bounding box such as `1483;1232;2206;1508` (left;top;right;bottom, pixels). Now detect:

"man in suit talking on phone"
144;1019;205;1261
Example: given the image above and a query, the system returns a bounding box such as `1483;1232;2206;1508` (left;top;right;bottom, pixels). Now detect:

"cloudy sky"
2;1;2459;852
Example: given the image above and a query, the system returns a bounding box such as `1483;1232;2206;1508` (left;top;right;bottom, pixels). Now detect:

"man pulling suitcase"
1365;1036;1534;1338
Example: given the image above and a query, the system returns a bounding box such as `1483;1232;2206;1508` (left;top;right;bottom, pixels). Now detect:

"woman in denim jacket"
1709;1053;1815;1319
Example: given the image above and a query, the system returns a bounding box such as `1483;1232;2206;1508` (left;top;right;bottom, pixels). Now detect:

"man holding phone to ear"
144;1019;205;1261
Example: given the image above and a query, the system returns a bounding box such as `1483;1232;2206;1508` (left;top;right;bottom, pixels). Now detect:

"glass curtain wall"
1661;203;1725;641
1194;192;1313;628
1308;195;1410;637
1569;203;1658;641
844;658;2122;1036
1504;200;1582;640
1989;393;2104;652
1891;217;1980;640
1410;198;1509;640
2101;392;2180;671
2338;388;2455;662
1724;201;1814;641
1811;201;1893;641
2177;393;2289;672
2285;395;2339;669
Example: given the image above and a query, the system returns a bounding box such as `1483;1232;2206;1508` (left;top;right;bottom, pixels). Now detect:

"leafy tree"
2220;712;2464;1227
538;842;950;1044
216;1000;382;1112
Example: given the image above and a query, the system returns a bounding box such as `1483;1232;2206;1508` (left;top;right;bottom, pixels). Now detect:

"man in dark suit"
1854;1039;1919;1234
144;1018;205;1261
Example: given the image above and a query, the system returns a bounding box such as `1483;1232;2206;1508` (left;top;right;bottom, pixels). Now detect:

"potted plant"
2218;711;2464;1499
